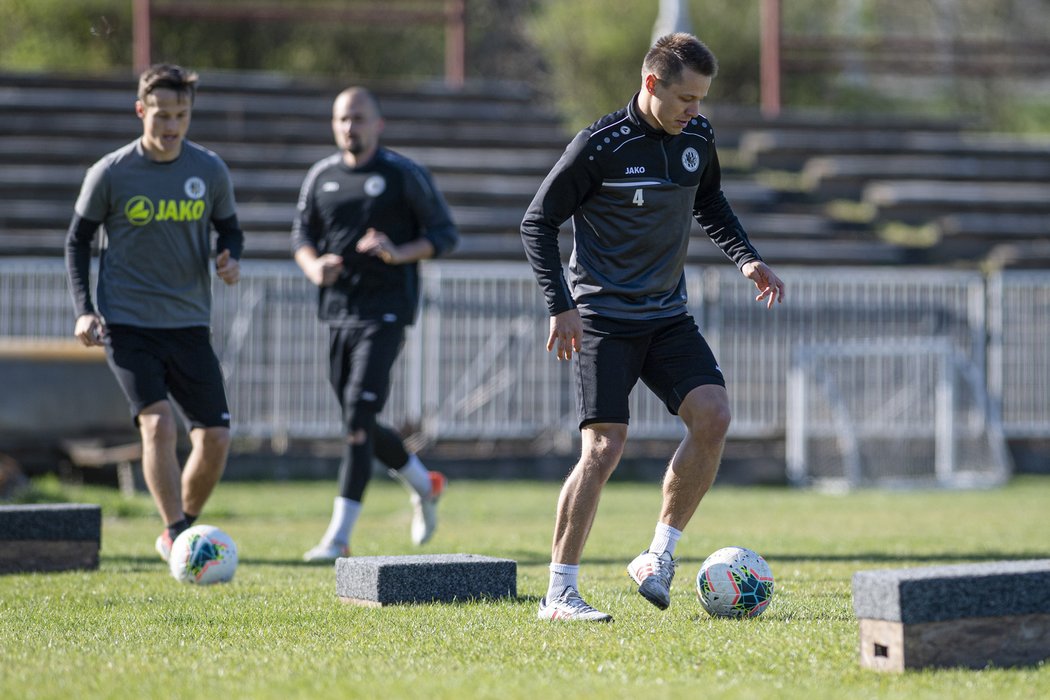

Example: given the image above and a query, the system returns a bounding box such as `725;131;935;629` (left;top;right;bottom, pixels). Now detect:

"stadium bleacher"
2;71;1048;266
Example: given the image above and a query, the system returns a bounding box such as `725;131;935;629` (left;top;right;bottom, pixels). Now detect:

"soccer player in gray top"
65;64;244;564
521;33;786;621
292;87;458;561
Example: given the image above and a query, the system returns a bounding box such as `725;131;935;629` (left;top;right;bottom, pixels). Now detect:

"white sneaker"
155;530;173;563
627;550;677;610
411;471;446;546
302;541;349;562
537;587;613;622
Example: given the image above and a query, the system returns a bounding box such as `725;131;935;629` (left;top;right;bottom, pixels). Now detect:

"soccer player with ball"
521;34;785;621
65;64;244;563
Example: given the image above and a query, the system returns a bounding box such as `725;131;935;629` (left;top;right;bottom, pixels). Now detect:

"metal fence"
988;271;1050;438
785;340;1011;489
3;258;1046;450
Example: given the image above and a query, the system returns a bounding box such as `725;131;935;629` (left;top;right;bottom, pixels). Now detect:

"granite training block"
336;553;516;606
852;560;1050;671
0;503;102;573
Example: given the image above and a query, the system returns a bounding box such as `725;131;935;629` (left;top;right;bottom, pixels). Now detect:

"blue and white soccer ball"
696;546;774;618
169;524;238;585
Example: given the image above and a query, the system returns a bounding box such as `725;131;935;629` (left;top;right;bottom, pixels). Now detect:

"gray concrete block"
0;503;102;573
852;559;1050;624
0;503;101;540
336;553;516;606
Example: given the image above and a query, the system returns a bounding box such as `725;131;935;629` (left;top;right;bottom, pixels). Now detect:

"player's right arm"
520;130;599;317
66;159;110;346
294;245;344;287
291;159;344;287
65;213;104;346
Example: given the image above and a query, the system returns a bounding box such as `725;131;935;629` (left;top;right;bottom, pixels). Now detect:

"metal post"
445;0;466;89
760;0;781;118
652;0;692;43
132;0;152;75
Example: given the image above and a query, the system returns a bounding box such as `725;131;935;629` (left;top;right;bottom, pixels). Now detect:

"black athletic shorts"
574;312;725;429
328;318;406;432
104;324;231;429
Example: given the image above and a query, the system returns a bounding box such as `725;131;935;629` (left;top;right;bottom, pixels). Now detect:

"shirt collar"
626;92;668;139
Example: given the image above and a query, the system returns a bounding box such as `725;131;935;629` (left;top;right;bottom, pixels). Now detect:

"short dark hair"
137;63;199;103
643;33;718;83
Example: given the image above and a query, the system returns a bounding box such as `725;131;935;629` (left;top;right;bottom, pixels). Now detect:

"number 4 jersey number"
633;188;644;207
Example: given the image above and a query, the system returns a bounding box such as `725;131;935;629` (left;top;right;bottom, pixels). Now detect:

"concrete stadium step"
937;212;1050;239
2;110;570;149
739;128;1050;170
0;74;560;120
701;104;965;149
802;154;1050;199
863;180;1050;224
0;136;565;176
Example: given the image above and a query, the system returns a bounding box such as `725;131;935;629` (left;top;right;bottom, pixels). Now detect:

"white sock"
648;522;683;557
546;562;579;600
391;454;432;497
321;497;361;547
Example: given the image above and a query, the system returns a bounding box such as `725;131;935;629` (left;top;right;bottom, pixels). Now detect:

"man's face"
136;88;192;161
644;68;712;135
332;92;384;160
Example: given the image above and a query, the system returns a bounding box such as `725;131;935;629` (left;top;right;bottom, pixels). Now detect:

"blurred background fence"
3;259;1047;455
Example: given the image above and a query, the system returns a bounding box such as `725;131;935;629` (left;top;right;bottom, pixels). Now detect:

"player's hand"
73;313;105;347
742;260;785;309
310;254;344;287
356;228;400;264
216;250;240;286
547;308;583;361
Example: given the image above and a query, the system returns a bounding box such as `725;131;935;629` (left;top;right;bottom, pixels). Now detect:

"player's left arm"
212;214;243;285
693;139;784;307
358;163;458;265
209;158;244;285
741;260;785;309
404;162;459;258
356;228;434;265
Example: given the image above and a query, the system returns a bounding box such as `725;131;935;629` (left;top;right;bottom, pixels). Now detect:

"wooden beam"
131;0;468;87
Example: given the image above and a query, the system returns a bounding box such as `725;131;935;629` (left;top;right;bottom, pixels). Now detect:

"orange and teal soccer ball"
169;525;238;585
696;546;774;618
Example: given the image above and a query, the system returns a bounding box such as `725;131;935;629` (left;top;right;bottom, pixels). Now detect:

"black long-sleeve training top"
520;93;761;320
292;147;458;325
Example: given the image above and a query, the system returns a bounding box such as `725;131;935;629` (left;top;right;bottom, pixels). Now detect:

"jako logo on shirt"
124;196;205;226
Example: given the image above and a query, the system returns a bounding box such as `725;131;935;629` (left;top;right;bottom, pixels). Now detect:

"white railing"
4;258;1044;449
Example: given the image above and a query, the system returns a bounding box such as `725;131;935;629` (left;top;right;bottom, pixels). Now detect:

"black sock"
166;518;190;541
184;512;199;527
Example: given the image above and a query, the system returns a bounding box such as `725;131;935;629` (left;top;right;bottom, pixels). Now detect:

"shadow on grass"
101;551;1050;576
509;550;1050;567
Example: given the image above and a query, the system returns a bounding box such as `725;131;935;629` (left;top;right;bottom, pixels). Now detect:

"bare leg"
182;426;231;517
551;424;627;565
659;384;732;530
137;401;183;525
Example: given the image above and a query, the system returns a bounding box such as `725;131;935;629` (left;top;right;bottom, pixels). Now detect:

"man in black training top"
521;33;786;622
293;87;458;561
66;64;245;563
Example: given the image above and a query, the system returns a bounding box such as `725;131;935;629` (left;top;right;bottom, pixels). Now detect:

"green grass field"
3;473;1049;699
